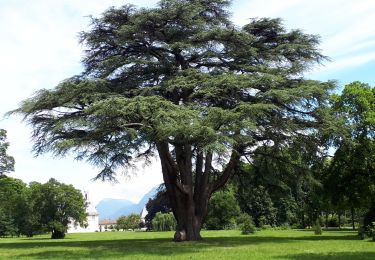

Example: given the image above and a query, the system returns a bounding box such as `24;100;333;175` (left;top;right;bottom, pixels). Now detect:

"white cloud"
232;0;375;73
310;51;375;77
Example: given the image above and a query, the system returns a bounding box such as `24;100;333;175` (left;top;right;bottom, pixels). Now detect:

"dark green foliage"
13;0;336;240
0;130;15;176
0;208;17;237
274;198;299;227
234;155;323;228
205;188;241;230
236;183;277;227
0;177;29;237
152;212;176;231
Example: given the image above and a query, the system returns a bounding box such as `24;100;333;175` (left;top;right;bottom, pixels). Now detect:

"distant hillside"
96;186;159;220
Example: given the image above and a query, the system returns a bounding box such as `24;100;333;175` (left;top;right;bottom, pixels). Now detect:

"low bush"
313;220;322;235
239;214;256;235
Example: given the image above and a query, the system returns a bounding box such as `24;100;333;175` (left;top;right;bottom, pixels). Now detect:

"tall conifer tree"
15;0;335;240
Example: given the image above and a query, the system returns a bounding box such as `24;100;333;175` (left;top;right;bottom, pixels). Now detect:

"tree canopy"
0;129;15;176
0;177;87;238
0;177;27;237
117;213;142;230
325;82;375;229
14;0;336;240
28;178;87;239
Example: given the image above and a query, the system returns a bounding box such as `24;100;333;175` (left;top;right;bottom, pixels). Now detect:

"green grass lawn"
0;229;374;259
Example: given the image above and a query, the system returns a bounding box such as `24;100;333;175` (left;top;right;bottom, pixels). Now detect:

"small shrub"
313;220;322;235
240;214;256;235
261;224;272;230
291;223;302;229
280;223;290;230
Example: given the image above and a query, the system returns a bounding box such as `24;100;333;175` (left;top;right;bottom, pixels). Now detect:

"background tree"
234;163;277;227
237;184;277;227
28;178;87;239
0;177;29;237
326;81;375;230
152;212;177;231
0;129;15;176
126;214;142;230
205;188;240;230
233;145;325;228
14;0;335;240
117;214;142;230
116;215;128;231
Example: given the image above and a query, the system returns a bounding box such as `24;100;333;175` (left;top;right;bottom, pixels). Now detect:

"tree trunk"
173;196;203;241
325;212;328;228
156;142;241;241
351;207;355;230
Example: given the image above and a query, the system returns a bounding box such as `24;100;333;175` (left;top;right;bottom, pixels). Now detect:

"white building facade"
67;191;100;233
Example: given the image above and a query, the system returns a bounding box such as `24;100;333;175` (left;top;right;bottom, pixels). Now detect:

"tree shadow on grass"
298;229;356;233
291;235;359;241
19;237;73;241
0;234;362;259
277;252;375;260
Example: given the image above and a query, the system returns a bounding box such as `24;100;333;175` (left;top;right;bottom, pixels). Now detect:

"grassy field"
0;229;374;259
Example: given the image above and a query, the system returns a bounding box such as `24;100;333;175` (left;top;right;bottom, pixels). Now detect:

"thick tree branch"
210;147;243;193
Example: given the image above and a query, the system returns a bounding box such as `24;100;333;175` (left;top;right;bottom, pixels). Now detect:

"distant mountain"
96;198;135;220
137;186;159;208
96;186;159;220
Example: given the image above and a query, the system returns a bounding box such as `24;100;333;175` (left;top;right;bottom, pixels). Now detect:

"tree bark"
156;142;241;241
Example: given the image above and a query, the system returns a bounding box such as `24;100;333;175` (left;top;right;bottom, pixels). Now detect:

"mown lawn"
0;229;374;259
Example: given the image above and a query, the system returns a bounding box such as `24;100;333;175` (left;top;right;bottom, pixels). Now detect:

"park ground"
0;229;374;259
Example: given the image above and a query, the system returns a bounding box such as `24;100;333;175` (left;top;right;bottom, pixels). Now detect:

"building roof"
99;219;117;225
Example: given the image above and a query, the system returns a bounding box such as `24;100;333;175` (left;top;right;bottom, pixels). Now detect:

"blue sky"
1;0;375;205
